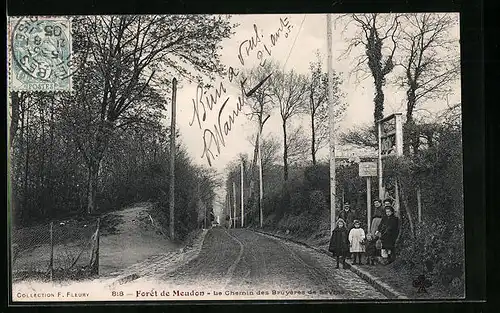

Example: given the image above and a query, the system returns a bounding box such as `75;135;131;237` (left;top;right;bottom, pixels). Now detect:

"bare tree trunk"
249;111;265;202
399;180;415;238
249;133;259;200
48;100;55;217
86;156;96;215
87;161;101;215
362;14;398;132
311;108;317;166
23;107;30;223
87;120;113;215
10;92;21;147
366;19;387;128
404;87;417;155
282;121;289;181
87;152;103;215
374;80;385;130
39;103;46;218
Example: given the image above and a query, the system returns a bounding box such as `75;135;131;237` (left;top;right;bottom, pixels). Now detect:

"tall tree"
286;125;310;166
248;134;281;171
397;13;460;154
269;67;308;181
338;14;401;130
306;52;346;165
241;62;276;199
9;92;29;147
67;15;234;214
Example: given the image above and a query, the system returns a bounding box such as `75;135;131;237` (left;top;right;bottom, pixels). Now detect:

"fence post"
95;217;100;276
49;221;53;281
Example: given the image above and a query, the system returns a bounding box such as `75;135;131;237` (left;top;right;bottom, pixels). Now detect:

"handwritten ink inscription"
238;17;293;67
189;16;294;166
189;82;228;129
201;94;246;166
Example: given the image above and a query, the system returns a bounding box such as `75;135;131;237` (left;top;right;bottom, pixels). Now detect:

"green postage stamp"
8;16;73;92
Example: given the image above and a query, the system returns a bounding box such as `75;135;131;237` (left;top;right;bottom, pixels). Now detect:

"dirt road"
160;228;386;299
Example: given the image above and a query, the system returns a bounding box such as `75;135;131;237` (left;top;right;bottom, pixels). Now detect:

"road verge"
251;228;408;299
108;229;209;286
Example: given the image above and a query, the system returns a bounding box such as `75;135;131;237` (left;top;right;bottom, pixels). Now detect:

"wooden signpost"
359;161;377;231
377;113;404;215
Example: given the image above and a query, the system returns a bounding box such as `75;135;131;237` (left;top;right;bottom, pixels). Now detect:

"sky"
166;13;461;215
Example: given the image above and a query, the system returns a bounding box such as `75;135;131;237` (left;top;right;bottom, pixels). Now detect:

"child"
348;220;366;265
328;218;350;269
364;233;377;265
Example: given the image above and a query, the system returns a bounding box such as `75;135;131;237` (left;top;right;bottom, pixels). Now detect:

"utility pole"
227;192;231;228
366;177;372;231
258;130;264;228
327;14;337;234
232;181;237;228
377;122;384;200
241;158;244;228
169;78;177;240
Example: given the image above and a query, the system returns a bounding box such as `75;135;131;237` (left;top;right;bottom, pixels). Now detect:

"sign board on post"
379;113;403;159
359;162;377;177
377;113;404;216
359;161;377;231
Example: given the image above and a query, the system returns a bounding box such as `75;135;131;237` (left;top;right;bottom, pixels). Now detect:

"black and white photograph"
7;13;465;302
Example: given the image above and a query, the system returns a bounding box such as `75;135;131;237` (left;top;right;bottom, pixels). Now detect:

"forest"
8;15;235;240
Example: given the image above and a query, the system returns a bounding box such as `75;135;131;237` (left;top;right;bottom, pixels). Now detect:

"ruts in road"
163;228;386;299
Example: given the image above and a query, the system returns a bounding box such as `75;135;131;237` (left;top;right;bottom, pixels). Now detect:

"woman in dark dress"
378;205;400;264
328;218;350;269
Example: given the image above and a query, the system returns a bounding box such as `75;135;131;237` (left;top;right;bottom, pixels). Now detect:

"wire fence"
11;217;100;282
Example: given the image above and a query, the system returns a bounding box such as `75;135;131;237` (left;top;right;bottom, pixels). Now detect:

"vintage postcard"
7;13;464;302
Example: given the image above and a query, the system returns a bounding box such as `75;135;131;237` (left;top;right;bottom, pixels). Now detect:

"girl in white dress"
348;220;366;265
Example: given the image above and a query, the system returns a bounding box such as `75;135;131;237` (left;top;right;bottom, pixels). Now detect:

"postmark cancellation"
8;16;73;92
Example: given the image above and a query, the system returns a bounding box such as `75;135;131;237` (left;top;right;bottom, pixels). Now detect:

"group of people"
328;198;400;269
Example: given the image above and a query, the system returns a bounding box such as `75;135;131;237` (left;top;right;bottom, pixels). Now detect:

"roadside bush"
385;125;464;296
277;214;303;233
304;165;329;191
309;190;327;215
397;220;464;296
263;213;277;230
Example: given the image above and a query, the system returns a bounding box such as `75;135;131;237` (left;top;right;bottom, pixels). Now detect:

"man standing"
373;199;384;218
383;198;394;210
338;201;356;230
